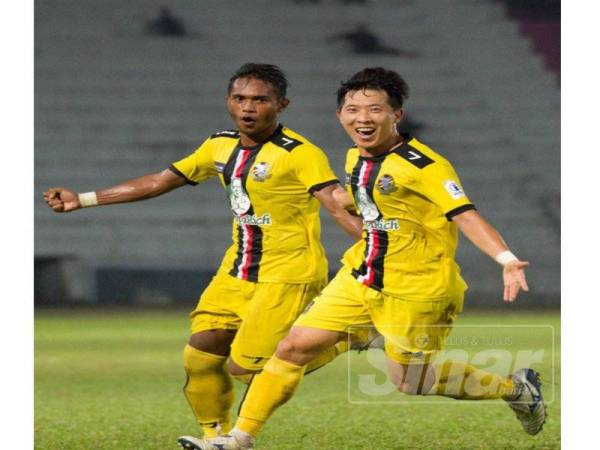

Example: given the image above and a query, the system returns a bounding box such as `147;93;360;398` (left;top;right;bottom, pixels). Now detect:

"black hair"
336;67;409;109
228;63;288;100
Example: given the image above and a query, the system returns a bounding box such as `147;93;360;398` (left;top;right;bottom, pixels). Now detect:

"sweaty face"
226;77;286;143
337;89;403;155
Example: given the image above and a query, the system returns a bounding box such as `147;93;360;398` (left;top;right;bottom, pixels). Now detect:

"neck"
239;123;280;147
358;132;404;158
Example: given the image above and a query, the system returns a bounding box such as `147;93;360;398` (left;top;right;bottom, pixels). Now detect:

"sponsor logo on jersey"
228;178;252;215
250;162;272;182
356;187;380;221
375;174;397;194
235;213;272;226
444;180;465;199
364;218;399;231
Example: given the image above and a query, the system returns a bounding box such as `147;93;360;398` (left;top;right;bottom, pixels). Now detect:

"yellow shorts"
295;268;463;365
190;272;326;371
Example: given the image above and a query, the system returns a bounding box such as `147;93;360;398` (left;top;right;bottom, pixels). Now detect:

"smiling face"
226;77;289;146
337;88;404;156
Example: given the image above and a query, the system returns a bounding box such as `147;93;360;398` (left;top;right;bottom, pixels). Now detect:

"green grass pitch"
35;309;560;449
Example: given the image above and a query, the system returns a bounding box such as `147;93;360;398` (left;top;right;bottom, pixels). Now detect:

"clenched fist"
43;187;81;212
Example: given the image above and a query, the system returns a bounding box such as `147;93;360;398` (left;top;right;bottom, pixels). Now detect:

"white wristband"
78;192;98;208
495;250;518;266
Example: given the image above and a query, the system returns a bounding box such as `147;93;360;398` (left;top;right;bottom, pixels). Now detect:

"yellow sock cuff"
236;356;306;435
500;378;517;400
335;339;350;355
264;356;306;377
184;344;228;367
236;417;263;437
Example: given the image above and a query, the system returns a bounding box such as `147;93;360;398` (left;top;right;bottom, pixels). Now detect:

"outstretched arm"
43;168;187;213
451;209;529;302
313;184;363;241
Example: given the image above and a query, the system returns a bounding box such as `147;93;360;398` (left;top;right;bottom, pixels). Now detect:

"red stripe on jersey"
234;149;251;178
360;229;380;286
358;160;373;187
240;224;253;280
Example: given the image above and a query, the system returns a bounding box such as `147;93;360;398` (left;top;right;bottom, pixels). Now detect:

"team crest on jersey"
376;174;397;194
444;180;465;199
251;162;272;182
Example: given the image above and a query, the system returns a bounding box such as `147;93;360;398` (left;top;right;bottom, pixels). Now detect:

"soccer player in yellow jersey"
206;68;546;450
43;63;363;449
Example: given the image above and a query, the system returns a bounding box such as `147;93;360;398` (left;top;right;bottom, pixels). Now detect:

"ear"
394;108;404;123
278;98;290;112
336;109;342;122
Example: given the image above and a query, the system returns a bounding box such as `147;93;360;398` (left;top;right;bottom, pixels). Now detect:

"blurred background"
34;0;560;309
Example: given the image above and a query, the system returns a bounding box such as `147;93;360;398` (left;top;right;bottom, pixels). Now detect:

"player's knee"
275;337;299;359
391;364;435;395
227;359;257;377
188;329;235;356
275;336;311;364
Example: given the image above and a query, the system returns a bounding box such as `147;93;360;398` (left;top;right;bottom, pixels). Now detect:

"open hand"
503;260;529;302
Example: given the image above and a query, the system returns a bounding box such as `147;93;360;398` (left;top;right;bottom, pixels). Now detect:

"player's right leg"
181;273;253;442
210;326;342;450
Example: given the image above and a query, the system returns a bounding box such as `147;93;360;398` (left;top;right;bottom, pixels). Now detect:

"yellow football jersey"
170;125;338;283
341;135;475;299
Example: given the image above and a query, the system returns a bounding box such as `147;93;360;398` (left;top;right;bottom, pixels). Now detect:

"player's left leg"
385;358;517;400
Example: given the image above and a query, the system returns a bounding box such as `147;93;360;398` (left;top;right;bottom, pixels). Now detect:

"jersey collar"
357;133;412;161
238;124;284;150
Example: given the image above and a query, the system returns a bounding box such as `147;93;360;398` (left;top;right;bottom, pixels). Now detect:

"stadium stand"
35;0;559;306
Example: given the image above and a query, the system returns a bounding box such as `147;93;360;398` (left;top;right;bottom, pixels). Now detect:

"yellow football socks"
183;345;234;438
236;356;306;436
304;340;349;375
429;360;516;400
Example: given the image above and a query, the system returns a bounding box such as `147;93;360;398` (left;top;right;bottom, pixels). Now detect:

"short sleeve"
289;145;339;194
170;138;218;185
416;160;475;220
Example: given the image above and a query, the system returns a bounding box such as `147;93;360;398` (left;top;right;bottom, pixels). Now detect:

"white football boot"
178;430;254;450
507;368;547;435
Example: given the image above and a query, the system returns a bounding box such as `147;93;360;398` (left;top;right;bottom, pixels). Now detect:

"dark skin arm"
313;184;363;241
43;169;187;212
